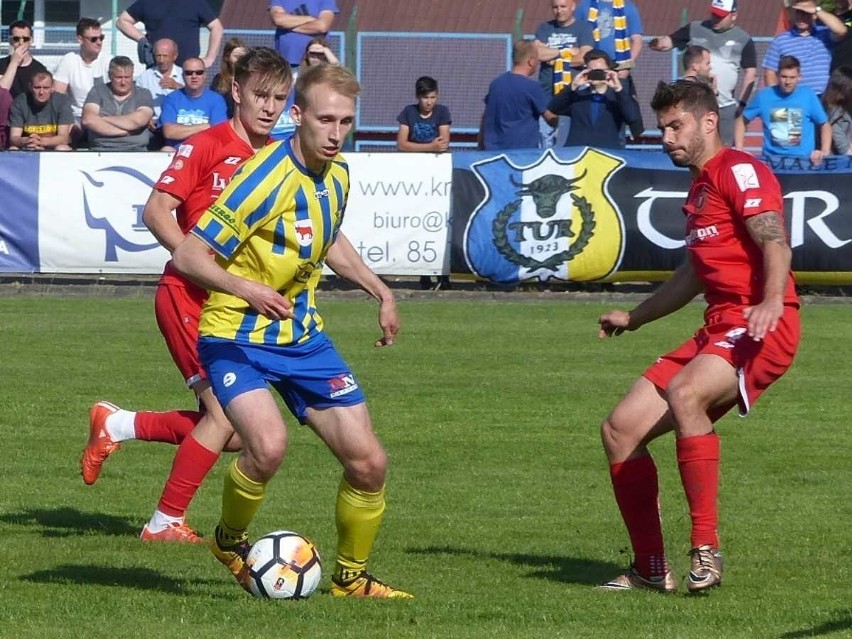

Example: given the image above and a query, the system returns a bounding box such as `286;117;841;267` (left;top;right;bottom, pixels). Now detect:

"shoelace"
688;548;716;572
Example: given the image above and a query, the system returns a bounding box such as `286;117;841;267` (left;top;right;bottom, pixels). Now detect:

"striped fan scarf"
553;48;573;94
587;0;631;66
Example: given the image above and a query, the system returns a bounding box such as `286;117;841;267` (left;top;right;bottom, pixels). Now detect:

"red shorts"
154;280;208;387
643;304;800;420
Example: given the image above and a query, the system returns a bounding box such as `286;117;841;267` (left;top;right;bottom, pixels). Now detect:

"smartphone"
587;69;607;81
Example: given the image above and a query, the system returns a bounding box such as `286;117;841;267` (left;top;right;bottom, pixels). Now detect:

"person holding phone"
543;48;641;148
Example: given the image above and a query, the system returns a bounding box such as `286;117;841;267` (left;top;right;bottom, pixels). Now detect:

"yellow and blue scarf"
587;0;631;66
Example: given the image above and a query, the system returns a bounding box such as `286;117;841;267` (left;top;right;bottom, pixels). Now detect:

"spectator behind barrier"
544;48;642;149
211;36;248;117
159;58;227;152
117;0;224;68
0;20;48;99
831;0;852;72
762;0;847;96
53;17;111;142
649;0;756;146
299;36;339;72
268;0;339;68
0;88;11;148
533;0;595;147
136;38;183;122
822;65;852;154
575;0;645;138
681;45;716;88
479;39;556;151
736;55;831;167
9;70;73;151
82;55;154;151
396;75;453;291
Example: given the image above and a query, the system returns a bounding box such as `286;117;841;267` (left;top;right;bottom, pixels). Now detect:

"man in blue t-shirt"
480;40;557;150
735;55;831;166
159;58;227;150
534;0;595;96
396;76;452;152
268;0;339;67
117;0;223;68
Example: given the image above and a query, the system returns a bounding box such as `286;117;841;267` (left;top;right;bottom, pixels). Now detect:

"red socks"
677;432;720;549
156;433;221;518
134;410;201;444
610;455;668;578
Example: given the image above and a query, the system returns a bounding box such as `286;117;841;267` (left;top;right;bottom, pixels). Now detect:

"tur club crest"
464;149;626;284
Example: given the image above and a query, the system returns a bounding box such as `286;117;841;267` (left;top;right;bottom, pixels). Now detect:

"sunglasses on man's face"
84;35;105;43
183;69;205;76
11;35;32;43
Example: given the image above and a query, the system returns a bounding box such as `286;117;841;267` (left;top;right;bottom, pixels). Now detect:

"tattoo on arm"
746;211;788;247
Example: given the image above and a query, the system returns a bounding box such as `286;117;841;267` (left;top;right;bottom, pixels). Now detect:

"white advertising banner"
342;153;453;275
38;153;172;274
31;151;452;275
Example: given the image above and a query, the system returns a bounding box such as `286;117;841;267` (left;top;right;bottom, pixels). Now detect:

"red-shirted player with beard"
81;47;292;543
596;79;800;593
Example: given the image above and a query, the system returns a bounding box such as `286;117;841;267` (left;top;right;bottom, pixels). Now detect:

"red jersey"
682;148;799;308
155;121;256;287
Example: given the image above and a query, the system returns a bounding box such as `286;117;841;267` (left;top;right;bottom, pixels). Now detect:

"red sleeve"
718;156;784;220
155;137;212;202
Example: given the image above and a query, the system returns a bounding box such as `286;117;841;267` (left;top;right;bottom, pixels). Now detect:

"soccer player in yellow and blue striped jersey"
173;63;413;599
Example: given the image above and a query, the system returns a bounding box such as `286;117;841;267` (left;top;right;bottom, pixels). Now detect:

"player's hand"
743;299;783;341
375;298;399;347
598;310;631;339
238;280;294;321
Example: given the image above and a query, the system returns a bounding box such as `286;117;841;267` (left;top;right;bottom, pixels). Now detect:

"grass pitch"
0;293;850;638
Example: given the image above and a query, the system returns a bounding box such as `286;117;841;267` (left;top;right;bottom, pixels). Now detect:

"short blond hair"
294;64;360;109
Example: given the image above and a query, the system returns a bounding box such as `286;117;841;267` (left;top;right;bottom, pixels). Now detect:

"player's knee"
246;435;287;479
344;448;387;492
666;376;700;414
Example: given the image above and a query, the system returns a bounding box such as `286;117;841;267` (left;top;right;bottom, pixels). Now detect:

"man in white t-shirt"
53;17;111;136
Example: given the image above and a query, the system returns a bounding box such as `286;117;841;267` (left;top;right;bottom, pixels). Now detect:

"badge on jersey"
294;219;314;247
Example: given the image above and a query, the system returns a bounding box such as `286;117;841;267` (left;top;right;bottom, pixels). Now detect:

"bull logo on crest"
464;149;626;284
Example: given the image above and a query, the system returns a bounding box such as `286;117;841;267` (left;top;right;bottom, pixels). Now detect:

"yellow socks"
334;478;385;583
217;458;266;546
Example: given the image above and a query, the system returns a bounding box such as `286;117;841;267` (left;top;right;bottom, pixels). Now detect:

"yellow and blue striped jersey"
192;139;349;346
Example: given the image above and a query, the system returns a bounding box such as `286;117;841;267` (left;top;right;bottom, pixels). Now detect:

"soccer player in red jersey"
80;47;292;543
596;79;800;593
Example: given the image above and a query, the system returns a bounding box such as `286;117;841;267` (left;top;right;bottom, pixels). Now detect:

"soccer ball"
245;530;322;599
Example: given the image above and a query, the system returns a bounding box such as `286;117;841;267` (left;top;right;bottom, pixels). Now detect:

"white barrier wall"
3;151;452;275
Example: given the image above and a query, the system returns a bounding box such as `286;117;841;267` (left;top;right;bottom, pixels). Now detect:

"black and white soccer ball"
245;530;322;599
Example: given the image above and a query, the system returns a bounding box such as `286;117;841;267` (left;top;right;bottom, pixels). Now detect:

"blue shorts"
197;333;366;423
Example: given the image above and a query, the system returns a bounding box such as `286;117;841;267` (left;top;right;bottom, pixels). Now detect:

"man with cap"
762;0;847;96
649;0;756;145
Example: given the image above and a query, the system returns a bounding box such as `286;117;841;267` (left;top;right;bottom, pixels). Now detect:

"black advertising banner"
451;148;852;284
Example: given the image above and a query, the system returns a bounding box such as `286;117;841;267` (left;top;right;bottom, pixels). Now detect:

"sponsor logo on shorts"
328;374;358;398
714;327;747;349
223;372;237;387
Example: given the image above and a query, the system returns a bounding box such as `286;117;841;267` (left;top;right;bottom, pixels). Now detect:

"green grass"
0;295;850;638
